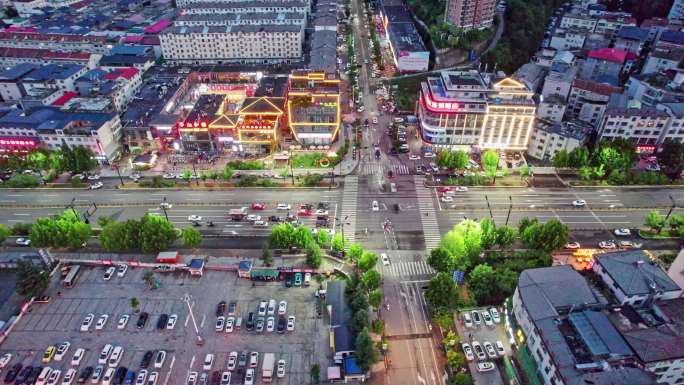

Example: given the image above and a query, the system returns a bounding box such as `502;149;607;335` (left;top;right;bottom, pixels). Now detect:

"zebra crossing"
358;162;410;176
340;175;358;248
384;261;436;278
414;175;442;250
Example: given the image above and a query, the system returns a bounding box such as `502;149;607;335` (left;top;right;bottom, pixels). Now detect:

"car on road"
276;203;291;210
117;314;129;330
357;106;365;112
54;342;70;361
166;314;178;330
371;200;379;211
572;199;587;207
599;241;617;249
484;342;497;358
87;174;100;181
455;186;468;192
489;308;501;323
381;253;390;266
103;267;116;280
423;152;435;158
116;264;127;277
95;314;108;330
89;182;103;190
614;228;631;236
16;237;31;246
80;314;95;332
253;220;268;227
463;312;473;328
162;174;176;179
482;310;493;326
409;154;420;160
565;242;581;249
187;215;202;222
472;341;486;360
315;209;328;216
495;341;505;356
441;195;453;203
619;240;636;249
462;343;475;361
477;362;495;372
250;203;265;210
372;117;378;124
246;214;261;222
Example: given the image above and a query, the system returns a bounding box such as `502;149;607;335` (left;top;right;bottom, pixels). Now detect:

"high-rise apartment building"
444;0;495;30
417;70;536;151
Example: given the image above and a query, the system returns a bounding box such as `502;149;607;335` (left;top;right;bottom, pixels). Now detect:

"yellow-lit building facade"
286;72;341;146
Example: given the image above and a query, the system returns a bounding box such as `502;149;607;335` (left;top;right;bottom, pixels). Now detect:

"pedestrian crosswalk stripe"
385;261;436;278
358;163;411;176
414;175;442;251
341;176;358;250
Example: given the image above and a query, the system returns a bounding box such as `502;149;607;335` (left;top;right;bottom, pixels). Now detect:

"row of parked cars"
0;343;166;385
463;308;501;328
80;312;178;332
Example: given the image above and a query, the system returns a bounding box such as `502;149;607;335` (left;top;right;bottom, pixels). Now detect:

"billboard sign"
398;51;429;73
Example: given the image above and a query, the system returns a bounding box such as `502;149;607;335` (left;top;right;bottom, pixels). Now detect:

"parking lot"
0;264;329;385
455;307;511;385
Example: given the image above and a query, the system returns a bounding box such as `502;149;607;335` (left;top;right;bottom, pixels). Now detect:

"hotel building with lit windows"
285;71;341;145
417;70;537;151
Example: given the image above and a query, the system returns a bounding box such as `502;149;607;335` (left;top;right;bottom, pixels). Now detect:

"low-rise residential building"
0;47;100;69
613;26;651;55
417;70;536;151
541;61;578;101
75;67;143;113
642;46;684;74
548;29;586;51
0;32;108;54
669;0;684;21
593;13;637;37
379;1;429;73
159;25;304;65
176;0;310;9
579;48;631;86
597;93;671;145
0;107;122;161
511;265;654;385
627;71;684;108
327;280;356;363
285;71;340;145
566;78;622;127
560;10;597;32
527;119;588;160
593;250;681;306
0;63;87;101
536;94;566;123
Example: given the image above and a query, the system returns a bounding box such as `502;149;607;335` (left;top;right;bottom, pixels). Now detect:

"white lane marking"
6;194;24;197
13;213;30;216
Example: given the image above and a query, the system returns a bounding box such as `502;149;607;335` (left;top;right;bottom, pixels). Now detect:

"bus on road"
63;265;81;288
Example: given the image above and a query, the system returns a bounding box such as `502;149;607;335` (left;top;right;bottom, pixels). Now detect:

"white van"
108;346;123;367
35;367;52;385
393;117;404;123
390;183;397;193
98;344;113;365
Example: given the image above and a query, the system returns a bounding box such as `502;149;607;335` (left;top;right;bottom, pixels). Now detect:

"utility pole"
485;195;494;224
289;149;295;185
505;195;513;226
160;196;169;221
191;160;199;186
112;164;124;187
66;197;79;219
666;194;677;221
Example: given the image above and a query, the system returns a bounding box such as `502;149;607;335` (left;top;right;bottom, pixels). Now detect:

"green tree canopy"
521;219;568;252
30;210;91;249
306;242;323;268
368;289;383;310
645;210;666;233
427;247;454;273
181;227;202;248
480;219;496;249
350;308;369;333
358;251;378;271
440;219;483;271
552;149;569;168
139;214;177;253
15;260;49;298
348;243;364;260
331;233;345;252
57;145;96;173
0;224;11;243
468;264;518;305
315;229;330;247
424;272;460;310
354;328;379;371
496;225;516;249
362;269;381;291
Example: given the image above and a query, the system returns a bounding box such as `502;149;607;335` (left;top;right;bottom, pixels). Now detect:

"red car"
251;203;266;210
438;186;453;193
298;208;312;216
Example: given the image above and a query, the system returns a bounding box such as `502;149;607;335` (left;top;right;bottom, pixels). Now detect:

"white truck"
261;353;275;383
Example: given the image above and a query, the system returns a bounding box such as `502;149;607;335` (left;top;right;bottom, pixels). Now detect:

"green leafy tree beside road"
16;260;49;299
427;247;454;273
357;251;377;271
645;210;667;234
354;328;379;371
181;227;202;248
30;210;91;249
424;272;460;311
0;224;11;243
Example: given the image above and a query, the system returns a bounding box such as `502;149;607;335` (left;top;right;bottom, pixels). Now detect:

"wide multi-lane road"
0;189;343;237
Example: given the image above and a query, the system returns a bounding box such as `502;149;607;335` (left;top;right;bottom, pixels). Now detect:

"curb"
116;183;341;191
568;184;684;189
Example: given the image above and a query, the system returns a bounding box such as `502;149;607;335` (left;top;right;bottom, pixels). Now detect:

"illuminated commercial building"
285;72;340;145
417;70;537;151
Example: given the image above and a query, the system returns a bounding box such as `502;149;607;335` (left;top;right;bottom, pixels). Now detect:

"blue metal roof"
661;30;684;45
617;26;650;41
111;45;151;56
0;63;39;81
343;357;363;375
569;310;633;357
24;64;85;82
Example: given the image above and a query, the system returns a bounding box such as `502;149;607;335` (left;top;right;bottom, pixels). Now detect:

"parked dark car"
156;314;168;330
113;367;127;385
14;365;33;385
277;317;286;334
140;351;154;369
216;301;226;317
210;371;220;385
77;367;93;383
24;366;41;385
245;312;254;331
136;312;149;329
227;302;237;316
285;274;292;288
4;363;22;383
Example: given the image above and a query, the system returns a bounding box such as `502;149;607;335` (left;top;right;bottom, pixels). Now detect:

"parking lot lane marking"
200;314;206;328
163;355;176;385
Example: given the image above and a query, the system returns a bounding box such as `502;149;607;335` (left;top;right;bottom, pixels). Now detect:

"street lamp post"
191;160;199;186
160;197;169;221
666;194;677;221
505;196;513;226
112;164;124;187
